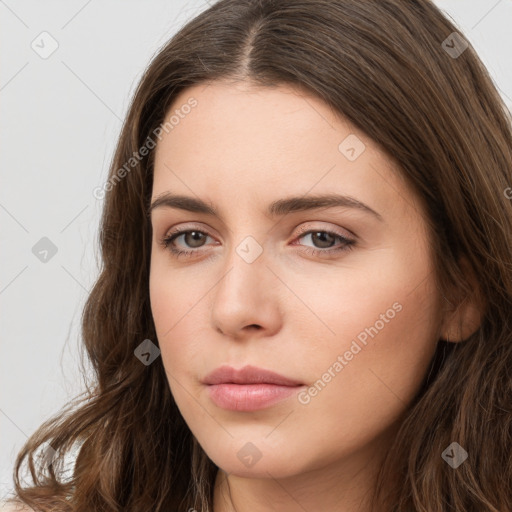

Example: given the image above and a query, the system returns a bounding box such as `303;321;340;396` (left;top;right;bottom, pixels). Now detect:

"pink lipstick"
202;365;304;412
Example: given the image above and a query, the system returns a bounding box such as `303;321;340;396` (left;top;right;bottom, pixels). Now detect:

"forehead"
151;80;419;224
156;80;363;160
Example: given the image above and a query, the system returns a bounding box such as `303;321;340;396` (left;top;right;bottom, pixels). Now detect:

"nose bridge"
211;231;282;335
217;232;270;301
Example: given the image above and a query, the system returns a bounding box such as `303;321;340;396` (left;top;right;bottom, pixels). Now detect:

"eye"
158;225;356;259
292;226;355;257
159;228;214;258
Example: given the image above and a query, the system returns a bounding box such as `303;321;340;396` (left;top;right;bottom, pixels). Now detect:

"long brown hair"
5;1;512;510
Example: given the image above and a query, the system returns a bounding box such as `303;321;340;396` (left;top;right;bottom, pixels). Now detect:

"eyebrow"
148;192;384;222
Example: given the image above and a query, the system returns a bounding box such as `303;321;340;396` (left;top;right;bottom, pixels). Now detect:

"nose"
210;244;283;340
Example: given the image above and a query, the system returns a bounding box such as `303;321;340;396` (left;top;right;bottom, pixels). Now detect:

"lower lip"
207;383;302;411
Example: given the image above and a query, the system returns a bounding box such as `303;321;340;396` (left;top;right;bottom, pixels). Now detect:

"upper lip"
202;365;303;386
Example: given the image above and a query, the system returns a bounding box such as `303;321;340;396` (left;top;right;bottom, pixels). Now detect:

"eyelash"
158;225;355;260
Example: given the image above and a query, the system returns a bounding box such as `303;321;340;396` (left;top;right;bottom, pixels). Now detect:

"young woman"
4;0;512;511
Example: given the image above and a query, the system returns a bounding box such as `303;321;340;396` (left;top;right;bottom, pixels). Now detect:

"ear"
439;257;486;343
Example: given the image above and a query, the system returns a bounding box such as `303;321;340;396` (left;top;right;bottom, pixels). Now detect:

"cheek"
149;266;220;449
149;257;196;367
289;251;438;363
149;247;205;332
293;262;440;449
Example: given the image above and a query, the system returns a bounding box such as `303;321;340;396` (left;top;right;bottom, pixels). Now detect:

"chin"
201;437;312;479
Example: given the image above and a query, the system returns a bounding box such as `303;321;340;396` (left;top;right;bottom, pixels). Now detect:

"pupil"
187;231;204;248
313;232;334;248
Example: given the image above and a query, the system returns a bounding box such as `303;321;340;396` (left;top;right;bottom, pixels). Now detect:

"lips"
202;365;304;412
202;364;303;386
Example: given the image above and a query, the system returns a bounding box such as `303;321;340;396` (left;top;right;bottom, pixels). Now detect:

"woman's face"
149;80;444;479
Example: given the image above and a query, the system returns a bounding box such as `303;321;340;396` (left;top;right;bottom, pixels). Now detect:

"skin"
148;80;478;512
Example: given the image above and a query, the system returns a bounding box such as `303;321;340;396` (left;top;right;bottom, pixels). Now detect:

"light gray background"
1;0;511;502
